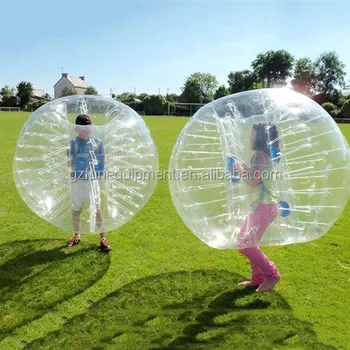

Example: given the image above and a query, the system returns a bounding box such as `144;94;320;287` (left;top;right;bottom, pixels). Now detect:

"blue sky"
1;0;349;96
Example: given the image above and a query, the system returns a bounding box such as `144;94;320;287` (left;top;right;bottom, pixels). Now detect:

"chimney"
62;73;68;77
79;76;85;81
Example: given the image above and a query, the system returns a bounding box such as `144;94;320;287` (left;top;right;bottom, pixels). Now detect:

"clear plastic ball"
14;95;158;234
169;88;350;249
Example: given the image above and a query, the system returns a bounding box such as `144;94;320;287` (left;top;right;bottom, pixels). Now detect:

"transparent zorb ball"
169;88;350;249
14;95;158;234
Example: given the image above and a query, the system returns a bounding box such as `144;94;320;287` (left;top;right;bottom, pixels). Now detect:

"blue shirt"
68;137;105;180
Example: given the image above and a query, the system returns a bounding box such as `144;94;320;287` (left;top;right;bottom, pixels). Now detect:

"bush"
138;93;148;101
125;98;143;112
34;100;48;111
330;109;340;118
143;95;166;115
339;94;350;108
322;102;337;114
164;101;170;114
326;89;342;107
340;99;350;118
1;95;19;107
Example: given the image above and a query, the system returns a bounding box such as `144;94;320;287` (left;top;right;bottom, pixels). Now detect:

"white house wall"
54;78;74;99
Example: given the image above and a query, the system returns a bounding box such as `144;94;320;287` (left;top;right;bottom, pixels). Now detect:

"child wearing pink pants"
238;203;280;292
235;122;281;293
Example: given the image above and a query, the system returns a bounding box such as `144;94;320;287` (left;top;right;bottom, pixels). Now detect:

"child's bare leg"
72;210;81;235
96;208;111;251
96;208;105;238
239;281;260;287
67;210;82;247
96;208;104;234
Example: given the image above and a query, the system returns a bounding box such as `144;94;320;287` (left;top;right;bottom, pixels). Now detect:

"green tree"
227;70;258;93
322;102;337;114
142;95;166;115
41;93;52;101
138;93;149;101
340;99;350;118
166;93;179;103
85;86;98;95
313;51;346;95
252;81;265;89
339;93;350;108
180;79;203;103
61;87;77;97
0;85;18;107
214;85;229;99
187;72;219;102
16;81;33;108
251;50;294;87
291;58;314;96
326;89;343;107
31;99;48;111
125;98;143;112
0;85;15;99
115;92;136;102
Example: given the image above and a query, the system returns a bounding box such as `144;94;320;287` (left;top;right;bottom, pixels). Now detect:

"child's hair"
252;122;279;154
268;124;279;149
75;114;92;126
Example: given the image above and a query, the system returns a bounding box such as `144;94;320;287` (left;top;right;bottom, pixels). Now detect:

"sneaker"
67;235;81;247
99;238;111;252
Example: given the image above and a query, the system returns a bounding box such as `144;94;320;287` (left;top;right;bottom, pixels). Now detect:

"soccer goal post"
167;102;206;117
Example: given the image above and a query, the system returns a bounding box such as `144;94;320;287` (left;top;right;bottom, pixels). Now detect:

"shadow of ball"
25;270;335;349
0;239;110;339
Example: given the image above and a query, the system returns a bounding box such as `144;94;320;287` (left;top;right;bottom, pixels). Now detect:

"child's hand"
235;160;245;173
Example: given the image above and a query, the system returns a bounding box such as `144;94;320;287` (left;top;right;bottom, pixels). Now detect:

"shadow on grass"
0;239;111;340
24;270;335;349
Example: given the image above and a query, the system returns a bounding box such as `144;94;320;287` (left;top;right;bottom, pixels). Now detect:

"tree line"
114;50;350;118
0;84;99;110
1;49;350;118
0;82;43;110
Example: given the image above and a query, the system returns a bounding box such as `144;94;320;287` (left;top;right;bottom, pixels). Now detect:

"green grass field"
0;112;349;349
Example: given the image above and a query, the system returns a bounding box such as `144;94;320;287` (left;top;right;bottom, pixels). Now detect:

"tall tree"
214;85;229;99
0;85;15;99
138;93;149;101
187;72;219;102
180;79;203;103
227;70;258;93
115;92;136;102
142;95;166;115
291;58;314;96
85;86;98;95
61;87;77;97
166;93;179;103
0;86;18;107
251;50;294;87
313;51;346;95
16;81;33;108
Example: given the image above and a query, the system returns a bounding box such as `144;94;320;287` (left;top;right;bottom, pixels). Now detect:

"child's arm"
67;140;76;171
236;151;267;187
97;141;105;177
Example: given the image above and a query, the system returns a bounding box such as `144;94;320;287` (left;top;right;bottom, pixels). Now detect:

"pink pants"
238;203;280;285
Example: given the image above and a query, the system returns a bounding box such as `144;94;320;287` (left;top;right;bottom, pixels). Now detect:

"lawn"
0;112;349;349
